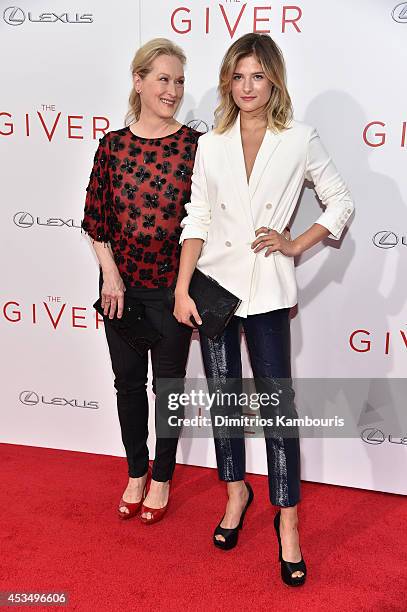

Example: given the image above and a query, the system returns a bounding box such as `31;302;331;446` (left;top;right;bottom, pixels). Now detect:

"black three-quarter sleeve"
82;135;112;243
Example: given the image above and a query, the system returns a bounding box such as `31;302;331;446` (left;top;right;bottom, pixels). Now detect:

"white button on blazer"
180;114;354;317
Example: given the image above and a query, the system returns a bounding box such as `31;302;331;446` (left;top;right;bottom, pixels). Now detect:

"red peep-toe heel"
117;466;152;520
140;480;171;525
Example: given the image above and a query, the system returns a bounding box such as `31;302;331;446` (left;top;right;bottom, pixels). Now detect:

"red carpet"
1;443;406;611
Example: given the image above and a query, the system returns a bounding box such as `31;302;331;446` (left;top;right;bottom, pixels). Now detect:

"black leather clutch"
93;296;162;356
167;268;242;339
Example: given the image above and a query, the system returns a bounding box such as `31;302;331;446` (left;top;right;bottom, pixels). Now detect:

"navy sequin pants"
199;308;301;507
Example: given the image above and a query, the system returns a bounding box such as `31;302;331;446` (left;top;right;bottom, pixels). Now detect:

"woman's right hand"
101;268;126;319
174;292;202;328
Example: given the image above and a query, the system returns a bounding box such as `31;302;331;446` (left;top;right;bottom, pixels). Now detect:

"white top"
180;115;354;317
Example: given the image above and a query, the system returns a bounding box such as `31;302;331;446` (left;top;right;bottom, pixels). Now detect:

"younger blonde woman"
174;33;354;585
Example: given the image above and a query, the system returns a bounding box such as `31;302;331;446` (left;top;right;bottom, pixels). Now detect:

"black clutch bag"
93;296;162;356
167;268;242;340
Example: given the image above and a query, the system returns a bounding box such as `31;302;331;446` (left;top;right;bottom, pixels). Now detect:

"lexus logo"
13;211;81;229
13;211;34;228
392;2;407;22
3;9;93;25
3;6;25;25
19;391;39;405
187;119;209;133
372;231;398;249
360;428;385;444
18;390;100;409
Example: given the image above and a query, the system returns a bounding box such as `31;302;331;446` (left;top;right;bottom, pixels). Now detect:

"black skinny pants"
102;283;192;482
199;308;301;507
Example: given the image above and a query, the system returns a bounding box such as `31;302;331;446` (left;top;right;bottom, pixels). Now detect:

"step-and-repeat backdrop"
1;0;406;495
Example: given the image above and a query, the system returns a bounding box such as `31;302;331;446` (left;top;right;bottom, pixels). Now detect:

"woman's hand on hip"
101;268;126;319
251;226;300;257
174;292;202;328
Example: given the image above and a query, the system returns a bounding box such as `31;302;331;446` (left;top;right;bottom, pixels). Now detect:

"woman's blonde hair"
125;38;186;126
214;33;293;134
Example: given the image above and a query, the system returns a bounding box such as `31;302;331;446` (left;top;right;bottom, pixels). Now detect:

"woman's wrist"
101;261;119;276
290;238;304;257
174;286;189;297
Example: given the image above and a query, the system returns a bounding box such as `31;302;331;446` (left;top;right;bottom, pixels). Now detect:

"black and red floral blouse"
82;125;201;288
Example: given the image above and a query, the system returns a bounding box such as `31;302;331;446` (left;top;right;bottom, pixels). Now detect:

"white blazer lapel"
248;128;282;200
223;116;255;236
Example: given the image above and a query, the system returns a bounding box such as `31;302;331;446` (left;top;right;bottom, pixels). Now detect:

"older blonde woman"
174;33;354;585
82;39;201;524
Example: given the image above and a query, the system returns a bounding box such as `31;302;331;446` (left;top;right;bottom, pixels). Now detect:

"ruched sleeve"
305;128;354;240
81;135;112;243
179;139;211;244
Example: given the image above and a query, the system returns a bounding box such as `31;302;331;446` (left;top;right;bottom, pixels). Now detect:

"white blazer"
179;115;354;317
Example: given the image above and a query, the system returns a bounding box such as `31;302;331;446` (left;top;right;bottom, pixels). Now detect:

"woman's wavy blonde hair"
214;33;293;134
125;38;186;126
